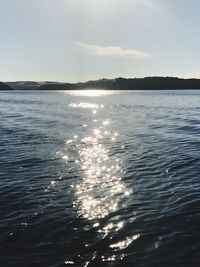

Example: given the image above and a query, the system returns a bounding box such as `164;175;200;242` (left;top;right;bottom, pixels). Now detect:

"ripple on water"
1;90;200;267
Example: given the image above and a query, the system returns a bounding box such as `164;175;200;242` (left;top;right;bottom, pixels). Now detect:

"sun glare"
64;90;118;97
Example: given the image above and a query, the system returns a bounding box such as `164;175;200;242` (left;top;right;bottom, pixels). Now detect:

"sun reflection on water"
63;101;138;265
70;107;132;222
69;103;104;109
64;90;119;97
110;234;140;250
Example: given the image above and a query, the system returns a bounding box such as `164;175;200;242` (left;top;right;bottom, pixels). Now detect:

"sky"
0;0;200;82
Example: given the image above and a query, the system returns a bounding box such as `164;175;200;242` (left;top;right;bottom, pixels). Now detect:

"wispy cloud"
74;41;150;58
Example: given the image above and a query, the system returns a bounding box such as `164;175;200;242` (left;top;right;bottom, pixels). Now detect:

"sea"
1;90;200;267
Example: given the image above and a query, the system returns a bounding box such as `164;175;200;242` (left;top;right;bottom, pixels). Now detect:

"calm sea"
1;90;200;267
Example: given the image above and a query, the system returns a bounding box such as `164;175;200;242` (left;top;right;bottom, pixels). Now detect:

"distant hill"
39;82;73;90
0;82;13;90
6;77;200;90
6;81;41;90
112;77;200;90
6;81;64;90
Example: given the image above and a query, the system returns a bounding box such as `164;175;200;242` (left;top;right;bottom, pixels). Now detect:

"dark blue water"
1;90;200;267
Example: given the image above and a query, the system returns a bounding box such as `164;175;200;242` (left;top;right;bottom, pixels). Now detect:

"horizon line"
4;75;200;84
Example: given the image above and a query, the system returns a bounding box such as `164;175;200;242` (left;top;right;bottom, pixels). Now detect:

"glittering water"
1;90;200;267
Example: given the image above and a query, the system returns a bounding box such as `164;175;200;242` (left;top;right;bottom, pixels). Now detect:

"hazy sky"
1;0;200;82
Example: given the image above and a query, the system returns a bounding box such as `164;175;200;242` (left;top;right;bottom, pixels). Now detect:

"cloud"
74;41;150;58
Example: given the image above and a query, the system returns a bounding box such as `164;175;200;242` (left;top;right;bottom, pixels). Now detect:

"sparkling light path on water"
62;95;137;265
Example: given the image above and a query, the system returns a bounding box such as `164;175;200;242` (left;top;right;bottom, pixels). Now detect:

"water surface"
1;90;200;267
